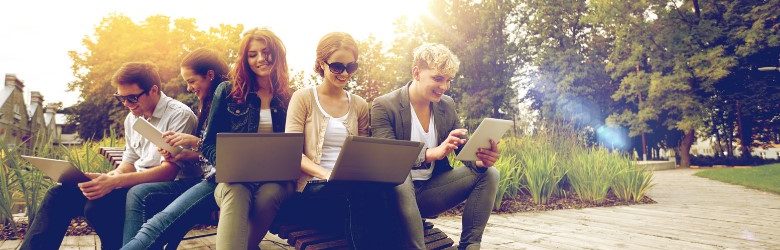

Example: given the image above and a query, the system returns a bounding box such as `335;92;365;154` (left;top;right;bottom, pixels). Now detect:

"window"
13;104;21;121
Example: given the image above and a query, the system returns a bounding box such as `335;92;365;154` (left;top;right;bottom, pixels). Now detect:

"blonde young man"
371;43;501;250
21;62;198;250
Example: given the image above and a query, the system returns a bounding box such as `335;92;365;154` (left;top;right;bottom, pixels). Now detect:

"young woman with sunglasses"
284;32;396;249
120;48;228;249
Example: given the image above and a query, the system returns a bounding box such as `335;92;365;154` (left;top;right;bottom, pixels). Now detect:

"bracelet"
195;138;204;152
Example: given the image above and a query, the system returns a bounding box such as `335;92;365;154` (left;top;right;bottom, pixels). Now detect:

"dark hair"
181;48;229;136
230;27;291;107
112;62;161;93
314;32;359;77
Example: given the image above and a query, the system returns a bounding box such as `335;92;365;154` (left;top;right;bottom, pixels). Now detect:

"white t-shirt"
313;87;350;179
258;108;273;133
409;103;437;181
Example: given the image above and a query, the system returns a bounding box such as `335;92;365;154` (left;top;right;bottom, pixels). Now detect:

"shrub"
566;147;620;203
612;157;655;202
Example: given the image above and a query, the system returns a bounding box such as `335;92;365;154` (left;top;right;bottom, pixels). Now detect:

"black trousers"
279;181;399;250
20;184;129;250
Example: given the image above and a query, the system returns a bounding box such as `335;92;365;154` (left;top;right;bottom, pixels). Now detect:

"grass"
695;163;780;195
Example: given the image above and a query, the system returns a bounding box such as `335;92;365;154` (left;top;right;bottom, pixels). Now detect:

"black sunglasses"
326;61;359;75
114;88;150;104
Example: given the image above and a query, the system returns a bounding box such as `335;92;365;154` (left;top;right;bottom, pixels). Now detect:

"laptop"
216;133;304;183
327;136;424;185
21;155;91;184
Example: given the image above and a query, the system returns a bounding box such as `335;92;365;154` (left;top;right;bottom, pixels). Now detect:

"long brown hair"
181;48;229;136
230;28;291;106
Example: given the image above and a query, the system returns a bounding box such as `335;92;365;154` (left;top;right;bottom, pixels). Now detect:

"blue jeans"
121;178;217;250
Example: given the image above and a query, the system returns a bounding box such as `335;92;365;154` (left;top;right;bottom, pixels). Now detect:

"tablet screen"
455;118;513;161
132;118;182;156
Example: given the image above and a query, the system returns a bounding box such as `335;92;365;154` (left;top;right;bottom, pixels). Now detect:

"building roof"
0;85;13;109
27;103;40;117
44;112;54;126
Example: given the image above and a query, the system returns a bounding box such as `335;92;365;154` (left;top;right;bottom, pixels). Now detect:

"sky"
0;0;432;108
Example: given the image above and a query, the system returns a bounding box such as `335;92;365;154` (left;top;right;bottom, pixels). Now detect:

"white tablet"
455;118;513;161
132;118;183;156
21;155;91;184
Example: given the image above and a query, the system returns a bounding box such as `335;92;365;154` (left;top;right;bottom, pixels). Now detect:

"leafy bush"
612;157;655;202
0;129;123;228
566;147;620;203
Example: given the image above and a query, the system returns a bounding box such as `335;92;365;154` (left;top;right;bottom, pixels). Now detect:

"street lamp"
758;53;780;72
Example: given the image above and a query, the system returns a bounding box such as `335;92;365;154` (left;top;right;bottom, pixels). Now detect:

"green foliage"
611;158;655;202
68;14;242;140
0;130;123;228
492;138;524;209
422;0;523;128
0;142;18;228
566;147;621;203
695;163;780;195
351;35;397;102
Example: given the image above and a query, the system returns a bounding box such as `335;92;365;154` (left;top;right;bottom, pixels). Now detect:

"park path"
431;168;780;249
1;168;778;249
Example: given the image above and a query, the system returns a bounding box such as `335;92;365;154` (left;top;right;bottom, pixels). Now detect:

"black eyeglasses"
326;61;359;75
114;89;150;104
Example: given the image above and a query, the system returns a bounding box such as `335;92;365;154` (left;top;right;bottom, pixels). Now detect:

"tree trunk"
679;128;696;168
713;120;723;157
735;100;753;159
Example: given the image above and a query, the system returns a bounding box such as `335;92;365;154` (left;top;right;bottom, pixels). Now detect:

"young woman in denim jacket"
207;27;294;250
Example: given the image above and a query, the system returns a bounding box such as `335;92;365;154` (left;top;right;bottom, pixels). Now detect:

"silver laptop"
21;155;91;184
328;136;424;185
216;133;304;183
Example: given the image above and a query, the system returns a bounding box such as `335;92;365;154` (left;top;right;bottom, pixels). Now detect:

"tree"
351;35;395;102
517;0;619;150
67;14;242;140
420;0;523;128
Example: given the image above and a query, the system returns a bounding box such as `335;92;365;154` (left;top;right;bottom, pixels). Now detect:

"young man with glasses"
21;62;198;250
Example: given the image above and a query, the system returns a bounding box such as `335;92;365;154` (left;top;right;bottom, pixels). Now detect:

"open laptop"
327;136;424;185
216;133;304;183
21;155;91;184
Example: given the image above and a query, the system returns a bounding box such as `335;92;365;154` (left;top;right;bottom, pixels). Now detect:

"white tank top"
313;87;350;178
258;108;273;133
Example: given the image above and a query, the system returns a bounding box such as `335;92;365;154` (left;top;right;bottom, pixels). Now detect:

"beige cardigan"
285;87;370;191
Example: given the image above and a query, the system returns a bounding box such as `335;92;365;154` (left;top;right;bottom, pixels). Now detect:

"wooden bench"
99;147;456;250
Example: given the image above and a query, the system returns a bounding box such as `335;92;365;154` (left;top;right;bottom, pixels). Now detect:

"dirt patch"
443;193;655;216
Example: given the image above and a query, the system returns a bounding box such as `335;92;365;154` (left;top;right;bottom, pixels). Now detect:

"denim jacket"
199;81;287;164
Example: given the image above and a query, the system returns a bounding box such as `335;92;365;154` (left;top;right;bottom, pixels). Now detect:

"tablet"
132;118;183;156
21;155;91;183
455;118;513;161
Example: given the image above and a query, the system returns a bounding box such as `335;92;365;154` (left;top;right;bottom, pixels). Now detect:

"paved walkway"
2;169;778;249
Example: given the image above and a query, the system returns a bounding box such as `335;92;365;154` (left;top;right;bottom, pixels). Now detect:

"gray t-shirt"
121;92;201;179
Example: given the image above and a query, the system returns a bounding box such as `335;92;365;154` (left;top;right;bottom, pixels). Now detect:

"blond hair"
412;43;460;78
